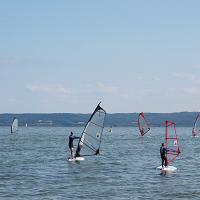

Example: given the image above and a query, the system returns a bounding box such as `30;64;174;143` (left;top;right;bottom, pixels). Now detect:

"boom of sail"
75;102;106;158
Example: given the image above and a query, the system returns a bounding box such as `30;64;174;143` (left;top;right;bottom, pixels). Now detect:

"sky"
1;0;200;113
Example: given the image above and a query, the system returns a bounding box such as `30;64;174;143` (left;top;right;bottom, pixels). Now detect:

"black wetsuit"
160;146;167;167
68;135;79;148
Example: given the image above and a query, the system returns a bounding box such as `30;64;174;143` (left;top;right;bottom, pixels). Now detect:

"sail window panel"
90;110;106;128
78;122;103;156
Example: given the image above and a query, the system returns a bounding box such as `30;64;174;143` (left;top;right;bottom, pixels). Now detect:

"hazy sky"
1;1;200;113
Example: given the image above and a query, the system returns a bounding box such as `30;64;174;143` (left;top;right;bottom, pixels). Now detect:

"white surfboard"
68;157;84;162
157;165;177;171
191;135;199;138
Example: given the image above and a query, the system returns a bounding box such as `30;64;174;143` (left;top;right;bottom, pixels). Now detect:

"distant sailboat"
138;112;150;136
25;123;28;127
192;114;200;137
108;126;112;133
11;117;18;133
68;102;106;161
157;121;181;171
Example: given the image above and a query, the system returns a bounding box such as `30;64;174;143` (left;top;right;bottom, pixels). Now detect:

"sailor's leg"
70;147;74;159
164;157;167;167
162;157;164;168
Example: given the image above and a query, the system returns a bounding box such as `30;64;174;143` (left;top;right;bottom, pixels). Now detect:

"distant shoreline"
0;112;197;127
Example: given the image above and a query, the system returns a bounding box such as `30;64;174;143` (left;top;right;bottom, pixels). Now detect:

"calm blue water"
0;126;200;200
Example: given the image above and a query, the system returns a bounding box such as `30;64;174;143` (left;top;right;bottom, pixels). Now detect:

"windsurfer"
160;143;167;168
140;128;144;135
68;131;80;159
192;128;196;136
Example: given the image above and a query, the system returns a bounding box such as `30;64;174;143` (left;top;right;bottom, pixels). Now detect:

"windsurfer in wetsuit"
68;131;80;159
160;143;167;168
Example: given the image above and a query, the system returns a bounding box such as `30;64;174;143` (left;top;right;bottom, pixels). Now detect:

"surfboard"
191;135;199;137
157;165;177;171
68;157;85;162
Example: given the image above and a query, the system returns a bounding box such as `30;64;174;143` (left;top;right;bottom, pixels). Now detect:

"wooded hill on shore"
0;112;198;127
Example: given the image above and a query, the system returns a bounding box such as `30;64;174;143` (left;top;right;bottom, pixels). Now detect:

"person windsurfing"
68;131;80;159
192;128;196;136
160;143;167;168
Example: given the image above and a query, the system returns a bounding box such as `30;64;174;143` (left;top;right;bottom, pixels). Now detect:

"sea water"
0;126;200;200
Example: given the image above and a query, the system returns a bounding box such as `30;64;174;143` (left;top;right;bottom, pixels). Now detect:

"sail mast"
165;121;169;165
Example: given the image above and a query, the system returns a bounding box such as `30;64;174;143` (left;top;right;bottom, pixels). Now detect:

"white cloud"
96;82;119;94
136;76;144;80
172;72;195;80
192;65;200;69
26;84;73;97
153;77;160;81
181;87;200;96
136;75;161;81
8;98;18;103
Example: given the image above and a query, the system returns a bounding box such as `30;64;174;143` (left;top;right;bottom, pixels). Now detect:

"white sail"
75;102;106;158
11;118;18;133
192;114;200;136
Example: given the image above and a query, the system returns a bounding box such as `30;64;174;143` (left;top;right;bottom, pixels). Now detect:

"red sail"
165;121;180;166
138;112;150;136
